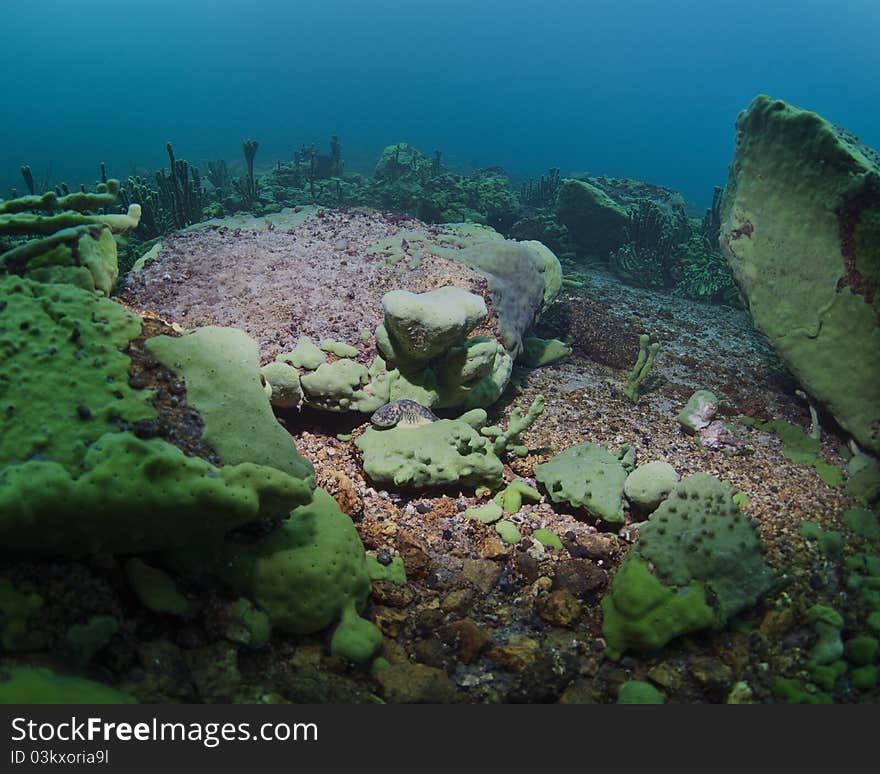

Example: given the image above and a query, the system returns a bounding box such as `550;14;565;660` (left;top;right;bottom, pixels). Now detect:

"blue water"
2;0;878;207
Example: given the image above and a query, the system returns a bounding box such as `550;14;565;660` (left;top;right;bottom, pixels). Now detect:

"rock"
720;95;880;454
536;589;583;627
688;656;733;694
461;558;503;593
553;559;606;599
185;643;241;703
676;390;719;434
487;636;540;672
373;606;409;638
375;662;457;703
759;607;796;638
480;535;510;559
440;588;475;614
569;532;618;561
370;580;415;608
555;178;629;259
398;539;432;581
410;638;448;670
647;662;682;692
439;619;491;664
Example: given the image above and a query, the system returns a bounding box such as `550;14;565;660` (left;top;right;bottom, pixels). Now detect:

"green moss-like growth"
0;276;153;473
277;335;326;370
772;677;832;704
260;361;302;408
0;578;44;651
0;181;141;296
0;432;313;555
617;680;664;704
465;501;504;524
300;358;380;413
481;395;545;457
846;453;880;506
623;461;679;514
0;279;313;555
844;635;879;666
495;520;523;544
0;667;135;704
319;339;358;358
366;556;407;585
493;479;542;513
535;440;631;524
850;665;878;691
808;660;847;691
720;95;880;454
379;286;487;366
807;604;844;665
330;600;383;663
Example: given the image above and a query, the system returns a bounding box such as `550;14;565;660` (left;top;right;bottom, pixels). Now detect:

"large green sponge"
214;489;380;662
0;276;153;473
146;326;313;480
602;473;777;657
0;432;312;555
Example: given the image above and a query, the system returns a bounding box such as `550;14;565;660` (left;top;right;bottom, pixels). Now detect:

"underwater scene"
1;0;879;706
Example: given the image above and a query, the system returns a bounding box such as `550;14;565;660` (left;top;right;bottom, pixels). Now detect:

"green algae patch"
465;501;504;524
535;441;630;524
601;553;715;659
602;474;777;657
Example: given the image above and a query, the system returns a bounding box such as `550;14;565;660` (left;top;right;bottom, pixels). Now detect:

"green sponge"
214;489;378;660
146;326;313;480
601;553;715;659
356;419;504;490
0;667;134;704
617;680;664;704
535;441;630;524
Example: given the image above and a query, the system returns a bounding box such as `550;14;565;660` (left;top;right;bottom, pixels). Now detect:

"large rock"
720;95;880;453
555;178;629;260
